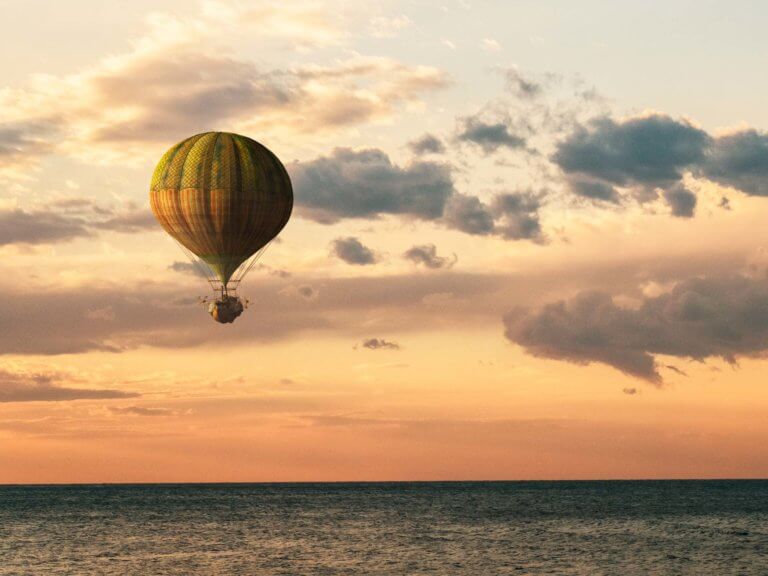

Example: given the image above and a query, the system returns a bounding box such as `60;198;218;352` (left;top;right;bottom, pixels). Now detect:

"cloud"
457;117;526;153
0;370;138;403
168;261;208;278
91;209;157;233
88;53;292;144
0;203;157;247
254;263;292;278
0;6;447;165
403;244;456;269
362;338;401;350
0;208;90;246
0;268;536;356
331;237;378;265
552;115;768;210
622;387;639;395
297;285;317;300
0;121;57;168
291;147;455;223
504;275;768;383
664;365;688;377
505;69;544;100
292;148;541;242
0;281;330;355
89;51;444;147
567;176;620;203
553;114;710;203
491;192;544;241
409;133;446;155
0;250;745;358
442;193;495;235
663;184;697;218
278;284;318;300
108;406;175;416
702;129;768;196
442;191;545;241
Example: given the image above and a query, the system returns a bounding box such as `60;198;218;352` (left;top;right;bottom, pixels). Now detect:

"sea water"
0;481;766;575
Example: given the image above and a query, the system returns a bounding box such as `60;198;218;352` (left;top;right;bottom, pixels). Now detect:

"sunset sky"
2;0;768;483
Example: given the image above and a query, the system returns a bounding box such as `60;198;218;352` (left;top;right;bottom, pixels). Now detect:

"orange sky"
1;0;768;482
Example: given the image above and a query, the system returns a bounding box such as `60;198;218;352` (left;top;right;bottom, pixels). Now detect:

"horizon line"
1;477;767;487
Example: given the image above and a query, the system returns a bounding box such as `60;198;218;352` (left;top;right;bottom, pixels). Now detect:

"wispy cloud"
0;369;138;403
108;406;176;416
0;3;447;168
0;202;155;246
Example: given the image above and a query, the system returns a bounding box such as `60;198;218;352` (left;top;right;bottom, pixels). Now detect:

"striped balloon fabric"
150;132;293;285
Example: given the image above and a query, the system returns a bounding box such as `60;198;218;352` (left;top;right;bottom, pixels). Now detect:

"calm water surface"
0;481;766;575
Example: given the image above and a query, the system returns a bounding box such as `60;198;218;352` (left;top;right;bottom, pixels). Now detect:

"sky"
1;0;768;483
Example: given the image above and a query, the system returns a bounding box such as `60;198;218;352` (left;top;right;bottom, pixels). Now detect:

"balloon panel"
150;132;293;284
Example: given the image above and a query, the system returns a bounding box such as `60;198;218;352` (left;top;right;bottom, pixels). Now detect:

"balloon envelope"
150;132;293;284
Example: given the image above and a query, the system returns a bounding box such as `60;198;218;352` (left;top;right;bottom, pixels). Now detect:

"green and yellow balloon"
150;132;293;323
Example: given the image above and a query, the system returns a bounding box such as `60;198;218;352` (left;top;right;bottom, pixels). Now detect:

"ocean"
0;481;765;575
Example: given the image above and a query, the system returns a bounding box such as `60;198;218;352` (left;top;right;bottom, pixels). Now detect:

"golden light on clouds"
1;0;768;483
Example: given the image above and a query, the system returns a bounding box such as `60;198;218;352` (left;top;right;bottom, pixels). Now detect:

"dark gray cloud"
290;147;541;242
0;370;138;403
554;115;710;186
702;129;768;196
553;115;768;208
291;147;455;223
442;191;545;241
331;236;378;265
504;275;768;383
442;193;495;235
663;185;697;218
553;114;710;203
0;209;91;246
362;338;400;350
409;133;446;155
457;117;526;153
567;177;620;203
403;244;456;269
492;192;544;241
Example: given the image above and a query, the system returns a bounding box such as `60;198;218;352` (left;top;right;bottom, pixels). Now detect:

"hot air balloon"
150;132;293;323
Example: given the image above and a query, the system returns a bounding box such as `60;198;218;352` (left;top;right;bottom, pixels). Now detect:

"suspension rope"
232;240;274;284
170;238;275;301
171;238;218;287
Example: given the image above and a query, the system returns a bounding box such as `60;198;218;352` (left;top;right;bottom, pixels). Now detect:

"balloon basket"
199;280;250;324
